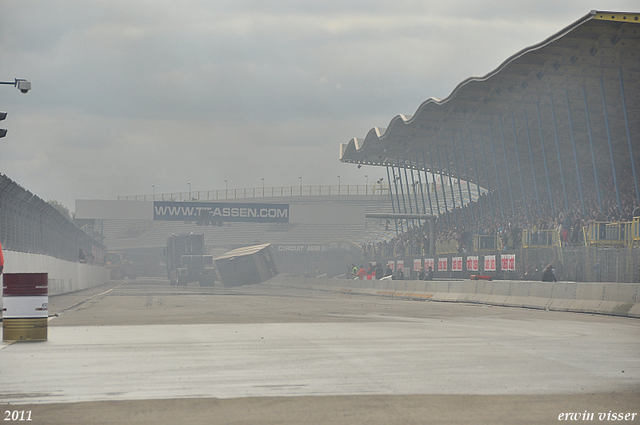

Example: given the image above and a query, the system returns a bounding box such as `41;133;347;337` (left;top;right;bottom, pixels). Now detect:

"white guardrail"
268;276;640;318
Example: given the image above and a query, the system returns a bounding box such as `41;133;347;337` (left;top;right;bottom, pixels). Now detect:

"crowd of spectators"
364;169;639;259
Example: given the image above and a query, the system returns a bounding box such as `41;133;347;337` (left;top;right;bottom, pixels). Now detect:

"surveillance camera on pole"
16;79;31;94
0;78;31;138
0;78;31;94
0;112;7;138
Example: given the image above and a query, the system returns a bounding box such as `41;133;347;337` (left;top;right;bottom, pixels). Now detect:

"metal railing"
583;221;633;248
522;229;560;248
474;235;502;251
119;184;392;201
435;239;458;254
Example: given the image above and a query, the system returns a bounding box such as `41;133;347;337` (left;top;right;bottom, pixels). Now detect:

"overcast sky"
1;1;637;211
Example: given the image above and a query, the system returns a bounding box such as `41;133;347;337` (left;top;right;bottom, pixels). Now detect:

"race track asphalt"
1;278;639;424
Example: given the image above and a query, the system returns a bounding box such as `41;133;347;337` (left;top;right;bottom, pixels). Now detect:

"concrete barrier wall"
268;276;640;318
1;250;110;296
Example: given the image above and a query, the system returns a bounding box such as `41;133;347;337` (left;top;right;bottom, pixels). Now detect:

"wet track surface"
1;278;639;424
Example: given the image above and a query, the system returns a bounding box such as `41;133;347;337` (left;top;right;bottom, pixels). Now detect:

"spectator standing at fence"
541;264;557;282
385;264;393;277
424;266;433;281
375;263;383;280
0;240;4;274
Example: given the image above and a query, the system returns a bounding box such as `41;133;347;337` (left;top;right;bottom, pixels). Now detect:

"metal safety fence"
0;174;105;263
380;246;639;283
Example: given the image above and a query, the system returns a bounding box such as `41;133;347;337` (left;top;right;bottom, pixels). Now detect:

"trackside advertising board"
153;201;289;223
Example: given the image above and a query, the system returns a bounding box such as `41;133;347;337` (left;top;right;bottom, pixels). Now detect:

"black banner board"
153;201;289;223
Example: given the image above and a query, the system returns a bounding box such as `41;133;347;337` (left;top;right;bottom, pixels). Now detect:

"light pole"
152;184;155;200
299;176;302;195
188;182;191;200
337;175;340;194
365;174;368;195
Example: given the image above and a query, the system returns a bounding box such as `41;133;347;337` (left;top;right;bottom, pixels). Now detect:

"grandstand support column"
510;112;529;222
478;128;495;222
442;146;459;228
444;146;459;228
415;155;428;215
488;123;506;220
403;157;417;228
599;76;623;215
451;136;467;225
429;147;443;219
402;157;415;215
436;146;451;228
618;67;639;204
395;164;408;216
429;216;436;255
408;156;423;216
564;90;586;217
422;150;434;215
536;103;555;218
549;94;570;213
499;114;516;217
469;132;485;221
582;85;603;213
459;130;475;223
385;164;400;236
391;164;408;233
523;110;542;217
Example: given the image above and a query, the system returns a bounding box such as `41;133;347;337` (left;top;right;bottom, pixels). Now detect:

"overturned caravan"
214;243;278;287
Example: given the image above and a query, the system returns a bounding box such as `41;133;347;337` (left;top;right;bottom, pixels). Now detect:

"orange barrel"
2;273;48;341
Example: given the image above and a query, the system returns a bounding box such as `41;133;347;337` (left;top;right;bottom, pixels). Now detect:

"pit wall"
1;250;109;296
268;276;640;318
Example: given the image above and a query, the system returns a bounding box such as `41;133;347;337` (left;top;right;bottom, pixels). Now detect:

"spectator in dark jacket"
541;264;557;282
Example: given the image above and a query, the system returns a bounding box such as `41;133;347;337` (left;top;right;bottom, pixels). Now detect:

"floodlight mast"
0;78;31;94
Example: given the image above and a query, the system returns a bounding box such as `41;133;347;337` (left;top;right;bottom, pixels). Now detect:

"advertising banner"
424;258;435;271
467;256;479;271
452;257;463;271
501;254;516;271
484;255;496;272
396;260;404;271
438;257;448;271
153;201;289;223
413;259;422;271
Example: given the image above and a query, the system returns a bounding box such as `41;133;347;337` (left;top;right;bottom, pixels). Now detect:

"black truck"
165;234;216;286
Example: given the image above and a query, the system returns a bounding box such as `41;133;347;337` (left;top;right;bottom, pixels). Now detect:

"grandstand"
339;11;640;248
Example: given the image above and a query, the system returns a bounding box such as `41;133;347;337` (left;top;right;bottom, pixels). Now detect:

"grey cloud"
1;0;637;209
